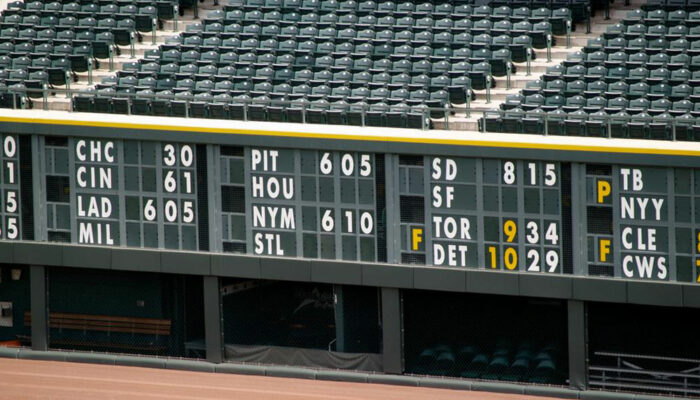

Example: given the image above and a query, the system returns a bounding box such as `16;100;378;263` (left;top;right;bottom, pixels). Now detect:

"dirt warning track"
0;358;562;400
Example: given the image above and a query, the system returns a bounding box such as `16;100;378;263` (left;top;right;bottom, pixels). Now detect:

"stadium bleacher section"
484;2;700;139
9;0;682;134
0;0;591;130
0;0;200;109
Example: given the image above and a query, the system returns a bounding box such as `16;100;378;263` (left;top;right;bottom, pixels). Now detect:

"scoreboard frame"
2;111;700;284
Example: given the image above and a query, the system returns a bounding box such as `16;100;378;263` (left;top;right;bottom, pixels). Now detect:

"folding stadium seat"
377;0;395;12
670;54;690;68
586;95;606;110
651;98;673;112
587;66;607;80
395;1;414;13
628;97;650;111
674;116;694;141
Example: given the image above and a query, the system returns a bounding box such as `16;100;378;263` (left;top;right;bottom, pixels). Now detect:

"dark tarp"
224;344;382;372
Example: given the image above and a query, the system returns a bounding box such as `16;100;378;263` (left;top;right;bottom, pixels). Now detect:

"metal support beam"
381;287;402;374
203;276;223;364
568;300;587;390
30;265;48;351
333;285;346;352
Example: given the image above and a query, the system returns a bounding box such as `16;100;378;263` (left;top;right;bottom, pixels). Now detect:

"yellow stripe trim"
3;116;700;157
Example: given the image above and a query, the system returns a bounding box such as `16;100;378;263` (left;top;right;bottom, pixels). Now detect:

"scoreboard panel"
0;134;21;240
586;165;672;280
42;137;205;250
217;146;385;262
2;128;699;283
398;156;567;273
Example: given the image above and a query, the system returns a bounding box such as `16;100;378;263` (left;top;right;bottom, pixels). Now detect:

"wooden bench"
24;312;172;353
25;312;171;336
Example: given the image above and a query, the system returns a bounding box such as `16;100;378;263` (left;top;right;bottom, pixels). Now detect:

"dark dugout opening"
45;268;204;358
222;279;382;371
403;290;568;385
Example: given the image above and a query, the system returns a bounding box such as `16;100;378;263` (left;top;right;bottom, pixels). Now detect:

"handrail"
595;351;700;364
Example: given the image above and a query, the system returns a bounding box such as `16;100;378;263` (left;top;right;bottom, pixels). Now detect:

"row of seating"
143;42;527;62
483;108;699;140
566;50;697;68
641;0;700;10
160;36;539;62
209;8;570;27
222;0;587;23
114;55;501;77
518;80;699;97
71;95;432;128
178;24;554;49
97;77;470;101
542;66;699;84
5;0;181;19
508;94;699;111
410;343;561;384
604;23;700;39
112;64;477;86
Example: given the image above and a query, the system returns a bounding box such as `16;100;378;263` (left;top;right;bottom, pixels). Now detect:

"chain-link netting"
45;268;205;359
0;266;31;348
404;290;568;385
588;303;700;398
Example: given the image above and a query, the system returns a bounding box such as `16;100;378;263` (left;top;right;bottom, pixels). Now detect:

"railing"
481;109;700;141
589;352;700;397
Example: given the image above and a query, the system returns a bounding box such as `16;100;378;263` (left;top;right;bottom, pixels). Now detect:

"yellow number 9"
504;220;517;243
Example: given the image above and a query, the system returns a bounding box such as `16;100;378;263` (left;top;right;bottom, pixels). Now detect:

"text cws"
0;135;20;240
597;168;668;280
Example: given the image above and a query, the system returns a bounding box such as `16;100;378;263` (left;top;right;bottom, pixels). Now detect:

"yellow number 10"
487;246;518;270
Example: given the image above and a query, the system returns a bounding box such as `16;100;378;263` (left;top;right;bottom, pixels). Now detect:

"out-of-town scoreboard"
396;156;566;273
3;132;700;282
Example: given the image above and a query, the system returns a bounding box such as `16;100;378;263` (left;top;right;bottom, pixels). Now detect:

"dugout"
403;290;569;385
587;302;700;397
0;265;30;347
221;278;382;371
41;268;204;358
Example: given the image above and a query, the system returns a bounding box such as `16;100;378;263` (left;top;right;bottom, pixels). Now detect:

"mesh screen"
45;268;205;359
403;290;568;386
561;163;574;274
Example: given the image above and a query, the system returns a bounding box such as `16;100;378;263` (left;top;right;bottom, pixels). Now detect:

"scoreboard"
397;156;566;273
3;128;700;283
42;137;205;250
586;165;700;282
217;147;383;262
